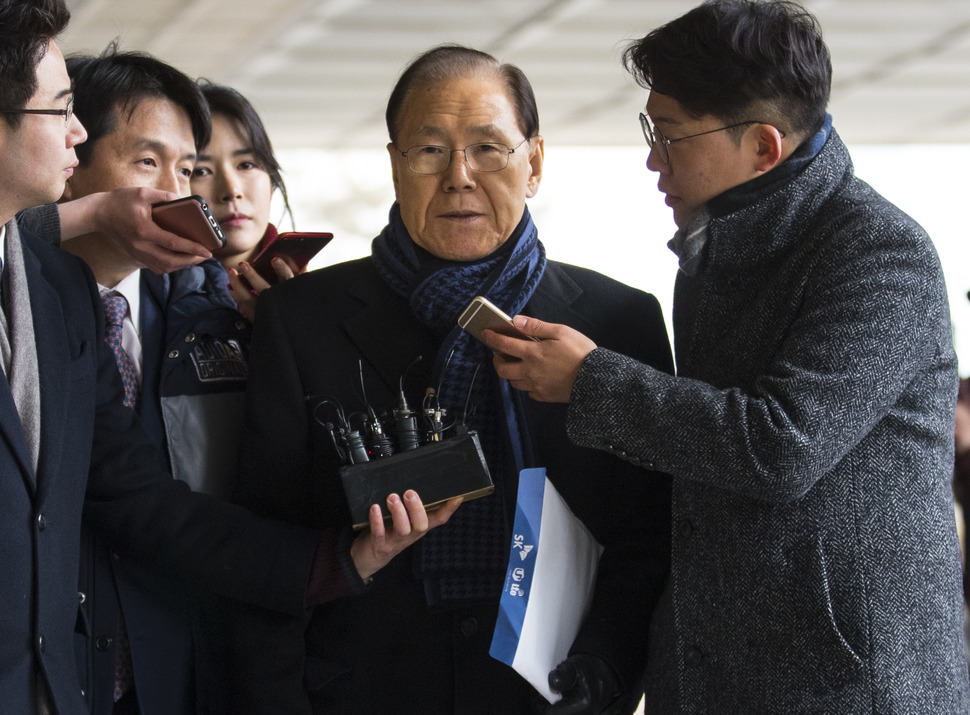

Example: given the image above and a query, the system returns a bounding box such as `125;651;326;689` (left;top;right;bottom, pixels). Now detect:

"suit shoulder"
272;257;374;296
538;262;672;373
259;257;389;321
545;260;663;315
18;223;97;286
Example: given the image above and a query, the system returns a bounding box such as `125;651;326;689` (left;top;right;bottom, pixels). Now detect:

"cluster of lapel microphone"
308;354;482;467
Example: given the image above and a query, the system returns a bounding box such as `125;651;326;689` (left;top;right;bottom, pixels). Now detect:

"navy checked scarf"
372;202;547;607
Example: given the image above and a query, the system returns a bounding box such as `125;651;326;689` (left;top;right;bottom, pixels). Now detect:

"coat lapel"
342;278;437;393
0;228;52;494
340;262;588;391
525;262;586;327
0;356;36;493
22;235;72;502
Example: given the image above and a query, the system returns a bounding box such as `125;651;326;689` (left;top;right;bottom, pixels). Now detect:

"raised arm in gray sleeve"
16;204;61;246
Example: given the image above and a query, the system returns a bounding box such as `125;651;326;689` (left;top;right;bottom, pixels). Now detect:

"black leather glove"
546;653;622;715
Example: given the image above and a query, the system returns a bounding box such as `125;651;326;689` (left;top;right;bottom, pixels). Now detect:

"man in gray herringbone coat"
488;1;970;712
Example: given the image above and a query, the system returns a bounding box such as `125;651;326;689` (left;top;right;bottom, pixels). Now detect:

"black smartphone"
151;195;226;250
249;232;334;284
457;295;538;349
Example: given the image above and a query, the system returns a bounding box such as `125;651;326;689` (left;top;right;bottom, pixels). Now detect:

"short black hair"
385;44;539;147
197;80;292;225
67;42;210;166
0;0;70;128
624;0;831;139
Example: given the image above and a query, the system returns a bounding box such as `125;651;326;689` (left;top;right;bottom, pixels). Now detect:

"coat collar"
0;225;74;497
339;258;586;394
342;262;437;393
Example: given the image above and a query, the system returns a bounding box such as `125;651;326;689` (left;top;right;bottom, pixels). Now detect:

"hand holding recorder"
350;490;462;582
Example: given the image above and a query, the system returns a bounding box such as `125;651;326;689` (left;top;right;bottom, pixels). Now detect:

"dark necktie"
100;293;136;701
101;294;138;410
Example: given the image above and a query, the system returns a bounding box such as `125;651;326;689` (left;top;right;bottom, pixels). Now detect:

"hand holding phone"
457;296;539;351
151;195;226;251
249;232;333;285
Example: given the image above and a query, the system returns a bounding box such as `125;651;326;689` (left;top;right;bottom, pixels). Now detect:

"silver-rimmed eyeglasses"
639;112;784;164
3;92;75;127
397;137;532;175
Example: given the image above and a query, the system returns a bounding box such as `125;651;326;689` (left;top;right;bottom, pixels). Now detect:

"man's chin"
672;204;704;230
50;177;73;205
671;207;686;229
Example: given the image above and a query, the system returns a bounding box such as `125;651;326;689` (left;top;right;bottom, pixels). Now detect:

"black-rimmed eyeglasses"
397;137;532;175
639;112;784;164
3;92;75;127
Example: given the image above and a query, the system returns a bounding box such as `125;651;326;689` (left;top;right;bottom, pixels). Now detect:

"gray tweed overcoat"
568;129;970;713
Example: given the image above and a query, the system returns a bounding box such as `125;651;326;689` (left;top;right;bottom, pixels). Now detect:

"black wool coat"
233;256;675;714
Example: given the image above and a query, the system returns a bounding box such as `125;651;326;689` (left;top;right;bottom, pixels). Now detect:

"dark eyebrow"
132;138;196;163
196;148;256;163
649;113;679;126
133;138;167;153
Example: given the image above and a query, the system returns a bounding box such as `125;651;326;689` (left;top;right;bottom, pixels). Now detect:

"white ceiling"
61;0;970;149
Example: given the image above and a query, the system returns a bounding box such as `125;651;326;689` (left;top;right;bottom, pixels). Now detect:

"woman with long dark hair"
192;81;295;319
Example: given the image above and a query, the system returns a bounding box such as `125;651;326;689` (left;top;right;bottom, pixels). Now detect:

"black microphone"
357;359;394;458
391;356;422;451
341;427;370;465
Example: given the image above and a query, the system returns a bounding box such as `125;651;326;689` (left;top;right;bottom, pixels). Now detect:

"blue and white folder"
489;467;604;703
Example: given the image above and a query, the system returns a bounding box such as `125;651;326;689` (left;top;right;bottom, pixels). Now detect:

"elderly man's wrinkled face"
388;75;543;262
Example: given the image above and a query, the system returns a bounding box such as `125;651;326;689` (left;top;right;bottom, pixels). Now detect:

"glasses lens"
64;94;74;125
464;143;510;173
655;125;670;163
405;146;448;174
639;113;654;148
404;142;517;174
640;114;669;163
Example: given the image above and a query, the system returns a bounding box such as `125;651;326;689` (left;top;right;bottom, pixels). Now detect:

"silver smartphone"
457;295;538;348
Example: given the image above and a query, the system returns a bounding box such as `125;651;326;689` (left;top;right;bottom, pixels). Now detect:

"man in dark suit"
233;45;673;714
0;3;458;713
53;46;244;715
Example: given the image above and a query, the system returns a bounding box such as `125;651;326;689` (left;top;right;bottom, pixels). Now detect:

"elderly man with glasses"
230;43;675;714
488;1;969;712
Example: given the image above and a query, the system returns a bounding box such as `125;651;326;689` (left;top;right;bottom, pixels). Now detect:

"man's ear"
525;135;544;198
752;124;786;173
387;142;401;200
